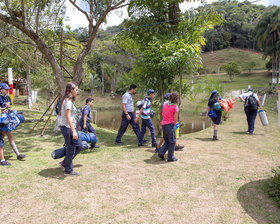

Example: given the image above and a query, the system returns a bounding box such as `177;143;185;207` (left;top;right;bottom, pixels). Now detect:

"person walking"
239;88;261;135
59;82;82;176
155;93;184;152
158;92;179;162
79;97;99;148
136;89;157;147
206;90;222;140
0;83;26;160
115;84;145;146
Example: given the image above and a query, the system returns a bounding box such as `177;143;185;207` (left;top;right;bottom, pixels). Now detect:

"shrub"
267;167;280;206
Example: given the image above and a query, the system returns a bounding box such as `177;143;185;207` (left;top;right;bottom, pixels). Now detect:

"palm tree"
255;8;280;83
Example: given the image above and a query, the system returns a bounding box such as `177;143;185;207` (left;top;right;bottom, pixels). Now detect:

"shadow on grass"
232;131;248;135
38;164;83;180
144;153;166;165
237;179;280;224
195;137;213;141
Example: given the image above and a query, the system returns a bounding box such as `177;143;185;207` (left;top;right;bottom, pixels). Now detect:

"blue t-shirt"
141;97;151;119
0;95;12;108
80;104;91;123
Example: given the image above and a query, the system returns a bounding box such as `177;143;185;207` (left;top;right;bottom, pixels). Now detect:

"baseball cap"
147;89;155;95
164;93;170;100
0;83;11;90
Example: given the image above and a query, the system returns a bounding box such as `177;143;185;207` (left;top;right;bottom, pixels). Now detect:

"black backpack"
247;93;258;110
208;93;219;109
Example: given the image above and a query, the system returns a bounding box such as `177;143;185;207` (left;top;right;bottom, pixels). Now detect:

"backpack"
208;93;219;109
246;93;258;110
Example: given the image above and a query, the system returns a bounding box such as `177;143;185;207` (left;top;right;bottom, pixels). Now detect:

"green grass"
202;48;268;74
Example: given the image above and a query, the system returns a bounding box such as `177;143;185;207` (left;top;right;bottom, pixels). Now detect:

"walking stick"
41;100;56;136
29;95;59;133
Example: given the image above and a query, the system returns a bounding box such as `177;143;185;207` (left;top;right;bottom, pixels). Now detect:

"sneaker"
17;154;27;160
158;154;165;160
175;145;184;151
64;171;79;176
138;143;148;147
143;139;147;143
168;158;178;162
0;160;11;166
115;142;123;145
152;144;157;148
249;132;253;135
155;148;158;153
59;161;65;168
93;145;100;148
213;136;218;141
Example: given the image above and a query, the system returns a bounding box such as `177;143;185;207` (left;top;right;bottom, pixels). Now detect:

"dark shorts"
0;132;4;147
211;110;222;125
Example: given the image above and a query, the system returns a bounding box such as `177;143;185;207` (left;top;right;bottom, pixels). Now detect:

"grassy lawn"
1;70;280;223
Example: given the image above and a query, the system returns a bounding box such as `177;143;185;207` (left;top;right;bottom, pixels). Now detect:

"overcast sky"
64;0;280;30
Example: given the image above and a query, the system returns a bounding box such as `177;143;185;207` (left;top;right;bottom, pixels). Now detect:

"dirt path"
1;102;280;224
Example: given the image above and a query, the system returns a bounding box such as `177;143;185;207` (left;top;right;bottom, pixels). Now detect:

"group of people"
0;81;263;177
206;88;262;141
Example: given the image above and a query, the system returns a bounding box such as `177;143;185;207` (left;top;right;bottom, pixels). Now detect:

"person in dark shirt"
0;83;26;160
79;98;99;148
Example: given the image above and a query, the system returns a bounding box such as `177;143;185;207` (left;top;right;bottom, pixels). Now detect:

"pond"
92;108;212;135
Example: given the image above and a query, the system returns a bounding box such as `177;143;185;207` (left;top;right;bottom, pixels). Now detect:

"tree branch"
69;0;90;22
21;0;25;25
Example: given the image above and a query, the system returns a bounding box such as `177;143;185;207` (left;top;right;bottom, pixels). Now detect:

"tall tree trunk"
272;55;277;83
159;70;164;103
26;64;32;109
178;72;182;124
278;55;280;84
101;63;105;95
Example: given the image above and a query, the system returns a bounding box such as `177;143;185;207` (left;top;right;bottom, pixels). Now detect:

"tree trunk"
159;70;164;103
278;55;280;84
178;72;182;124
272;55;277;84
26;64;32;109
101;63;105;95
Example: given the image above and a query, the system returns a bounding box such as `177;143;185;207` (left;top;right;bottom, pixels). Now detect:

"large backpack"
208;93;219;109
247;93;258;110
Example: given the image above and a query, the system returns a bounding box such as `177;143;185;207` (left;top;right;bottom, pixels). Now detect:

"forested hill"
93;0;276;52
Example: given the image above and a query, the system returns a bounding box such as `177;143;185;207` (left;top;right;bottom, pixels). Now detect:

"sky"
64;0;280;30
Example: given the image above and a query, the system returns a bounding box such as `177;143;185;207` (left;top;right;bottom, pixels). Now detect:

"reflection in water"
93;109;212;135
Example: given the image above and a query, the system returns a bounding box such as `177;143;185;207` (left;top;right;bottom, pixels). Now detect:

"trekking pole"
29;95;59;133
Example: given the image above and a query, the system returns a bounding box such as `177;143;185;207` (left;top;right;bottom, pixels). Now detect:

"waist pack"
208;110;217;118
0;111;24;132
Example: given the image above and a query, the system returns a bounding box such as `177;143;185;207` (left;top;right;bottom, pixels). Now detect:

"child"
136;89;157;147
0;131;11;166
79;98;99;148
0;83;26;160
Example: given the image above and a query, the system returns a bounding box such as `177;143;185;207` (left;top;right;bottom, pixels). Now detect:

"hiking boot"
175;145;184;151
213;136;219;141
64;171;79;176
0;160;11;166
17;154;26;160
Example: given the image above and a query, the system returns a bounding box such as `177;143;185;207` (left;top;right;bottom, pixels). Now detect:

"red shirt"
162;102;178;125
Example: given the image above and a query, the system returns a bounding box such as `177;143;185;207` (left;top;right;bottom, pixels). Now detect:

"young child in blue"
136;89;157;147
0;83;26;160
79;98;99;148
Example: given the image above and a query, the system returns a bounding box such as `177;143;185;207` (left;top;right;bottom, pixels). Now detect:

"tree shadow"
195;137;213;141
237;179;280;224
38;164;82;180
144;153;167;165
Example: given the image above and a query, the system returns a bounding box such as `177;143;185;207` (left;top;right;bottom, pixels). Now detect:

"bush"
267;167;280;206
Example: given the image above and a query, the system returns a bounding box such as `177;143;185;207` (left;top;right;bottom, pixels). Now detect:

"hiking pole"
29;95;59;133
